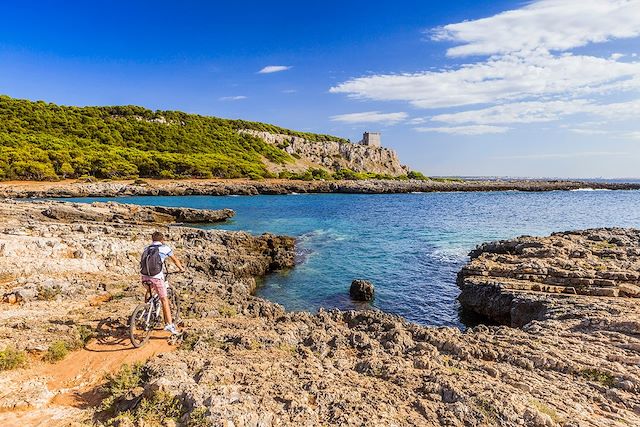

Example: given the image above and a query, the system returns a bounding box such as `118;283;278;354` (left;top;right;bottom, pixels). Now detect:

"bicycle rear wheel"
129;303;154;348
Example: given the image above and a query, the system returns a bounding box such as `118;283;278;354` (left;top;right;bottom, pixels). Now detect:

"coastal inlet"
64;189;640;327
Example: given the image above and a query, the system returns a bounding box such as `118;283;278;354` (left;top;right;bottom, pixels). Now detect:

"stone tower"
361;132;381;147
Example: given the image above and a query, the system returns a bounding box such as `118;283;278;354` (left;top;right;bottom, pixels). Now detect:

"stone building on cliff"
358;132;381;147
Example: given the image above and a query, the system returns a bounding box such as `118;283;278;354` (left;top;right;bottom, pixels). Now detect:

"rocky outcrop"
0;200;293;346
350;279;375;301
2;178;640;199
240;130;409;176
39;200;234;224
1;204;639;426
457;228;640;326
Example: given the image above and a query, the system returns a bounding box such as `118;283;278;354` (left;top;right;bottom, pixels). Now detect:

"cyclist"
140;231;185;335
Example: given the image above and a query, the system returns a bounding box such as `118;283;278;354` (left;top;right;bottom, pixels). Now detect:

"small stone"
513;382;532;393
350;279;375;301
484;366;499;378
617;380;635;392
619;283;640;297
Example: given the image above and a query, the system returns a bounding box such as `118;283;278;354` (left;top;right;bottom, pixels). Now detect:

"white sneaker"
163;323;179;335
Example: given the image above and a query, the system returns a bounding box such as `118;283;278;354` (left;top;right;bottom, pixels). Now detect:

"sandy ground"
0;332;174;427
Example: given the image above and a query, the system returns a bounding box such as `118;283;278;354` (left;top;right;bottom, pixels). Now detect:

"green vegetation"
105;392;184;426
278;167;447;182
474;398;498;424
0;96;433;181
36;284;62;301
0;95;346;181
277;343;298;355
407;170;429;180
530;399;560;422
41;326;93;363
76;325;96;346
186;407;213;427
102;363;193;426
44;340;69;362
580;368;616;387
101;363;147;412
132;391;184;425
0;346;28;370
217;304;238;317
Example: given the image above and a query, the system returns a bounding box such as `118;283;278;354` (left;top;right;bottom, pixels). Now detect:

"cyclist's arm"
168;254;185;272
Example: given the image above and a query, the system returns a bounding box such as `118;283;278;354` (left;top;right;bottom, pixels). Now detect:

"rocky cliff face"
240;130;409;176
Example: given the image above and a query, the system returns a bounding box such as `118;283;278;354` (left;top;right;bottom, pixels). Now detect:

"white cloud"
330;0;640;139
567;128;611;136
491;151;628;160
414;125;509;135
258;65;292;74
330;111;408;125
431;99;640;125
431;0;640;57
219;95;247;101
330;52;640;109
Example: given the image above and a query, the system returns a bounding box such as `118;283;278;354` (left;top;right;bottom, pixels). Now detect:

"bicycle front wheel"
129;303;154;348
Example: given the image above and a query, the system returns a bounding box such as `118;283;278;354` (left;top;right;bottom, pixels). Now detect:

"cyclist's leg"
160;296;173;325
152;279;173;325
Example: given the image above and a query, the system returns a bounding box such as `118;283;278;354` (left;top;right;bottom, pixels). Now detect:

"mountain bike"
129;271;182;348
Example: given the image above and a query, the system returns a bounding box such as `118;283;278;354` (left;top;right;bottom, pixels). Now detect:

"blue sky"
1;0;640;178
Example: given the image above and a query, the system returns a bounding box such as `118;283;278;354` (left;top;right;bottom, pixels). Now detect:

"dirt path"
0;332;174;427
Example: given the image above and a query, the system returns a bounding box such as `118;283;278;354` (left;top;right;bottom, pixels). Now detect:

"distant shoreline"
1;178;640;198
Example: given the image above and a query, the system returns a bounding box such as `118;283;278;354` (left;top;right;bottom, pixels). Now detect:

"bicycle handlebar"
164;270;185;277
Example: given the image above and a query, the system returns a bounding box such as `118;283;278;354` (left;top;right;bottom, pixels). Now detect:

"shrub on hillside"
0;347;27;370
0;96;352;181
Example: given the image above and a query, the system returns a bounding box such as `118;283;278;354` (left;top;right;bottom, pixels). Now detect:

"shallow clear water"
65;190;640;327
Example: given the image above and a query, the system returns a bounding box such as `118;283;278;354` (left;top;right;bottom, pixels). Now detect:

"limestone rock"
458;228;640;326
349;279;375;301
41;201;233;225
1;202;639;427
239;130;409;176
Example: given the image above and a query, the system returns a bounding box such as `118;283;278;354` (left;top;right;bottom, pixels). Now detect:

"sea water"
65;190;640;327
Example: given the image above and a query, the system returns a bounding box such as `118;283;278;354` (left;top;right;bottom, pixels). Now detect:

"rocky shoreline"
457;229;640;326
1;178;639;199
0;201;638;426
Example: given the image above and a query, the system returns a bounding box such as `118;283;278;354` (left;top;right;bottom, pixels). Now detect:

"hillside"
0;96;408;181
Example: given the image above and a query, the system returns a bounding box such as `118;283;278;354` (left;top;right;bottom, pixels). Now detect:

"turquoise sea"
67;190;640;327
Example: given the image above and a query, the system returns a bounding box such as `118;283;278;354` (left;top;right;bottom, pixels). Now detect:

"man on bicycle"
140;231;185;335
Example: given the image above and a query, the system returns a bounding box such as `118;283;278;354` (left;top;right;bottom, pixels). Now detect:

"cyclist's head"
151;231;165;242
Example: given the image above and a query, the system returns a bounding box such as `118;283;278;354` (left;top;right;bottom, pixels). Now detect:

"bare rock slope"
0;203;638;426
240;130;409;176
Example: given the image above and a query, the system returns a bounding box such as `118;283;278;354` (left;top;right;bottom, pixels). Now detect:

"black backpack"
140;245;163;276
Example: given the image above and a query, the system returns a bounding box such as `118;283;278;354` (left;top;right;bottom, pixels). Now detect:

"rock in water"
350;279;375;301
